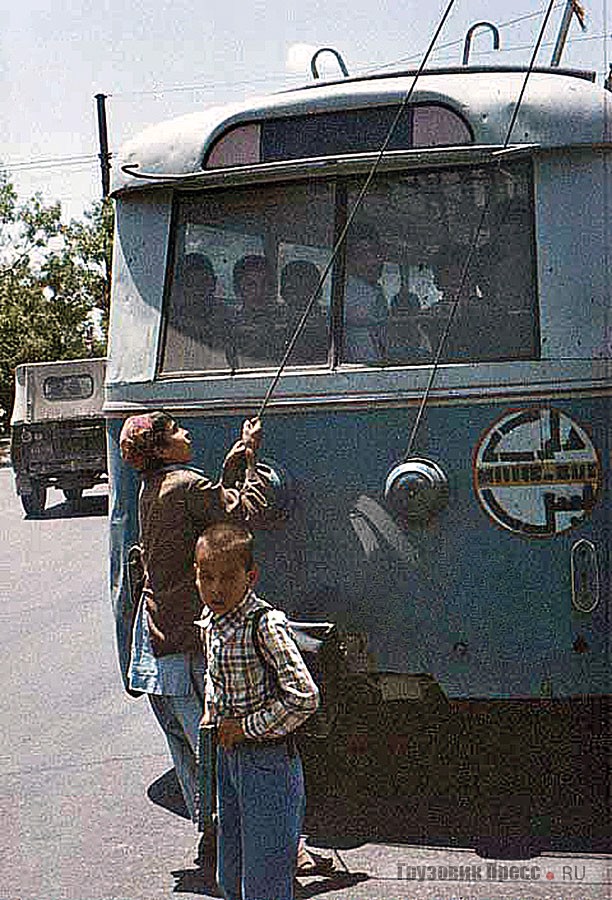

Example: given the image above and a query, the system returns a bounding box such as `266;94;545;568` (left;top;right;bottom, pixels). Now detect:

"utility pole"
95;93;111;198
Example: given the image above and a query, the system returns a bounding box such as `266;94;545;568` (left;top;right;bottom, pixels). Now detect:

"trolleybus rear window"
344;162;539;365
161;159;538;373
205;104;472;168
162;181;334;373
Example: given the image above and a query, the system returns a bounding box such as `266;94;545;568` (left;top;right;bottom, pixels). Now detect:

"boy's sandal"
295;849;336;877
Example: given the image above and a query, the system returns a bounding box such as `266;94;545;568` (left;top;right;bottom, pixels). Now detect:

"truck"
10;357;108;516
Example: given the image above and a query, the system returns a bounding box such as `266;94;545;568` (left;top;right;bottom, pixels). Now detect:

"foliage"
0;172;113;431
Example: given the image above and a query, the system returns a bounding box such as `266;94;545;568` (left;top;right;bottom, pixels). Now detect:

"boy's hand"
222;439;246;477
221;419;262;486
241;417;262;452
218;718;246;750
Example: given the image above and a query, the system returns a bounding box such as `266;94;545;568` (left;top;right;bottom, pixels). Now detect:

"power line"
108;23;611;110
430;30;611;61
370;29;609;72
364;4;569;72
5;7;609;178
3;154;98;174
110;72;305;99
13;166;99;179
106;3;577;98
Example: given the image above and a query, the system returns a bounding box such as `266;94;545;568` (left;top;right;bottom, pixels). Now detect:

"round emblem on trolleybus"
474;407;601;537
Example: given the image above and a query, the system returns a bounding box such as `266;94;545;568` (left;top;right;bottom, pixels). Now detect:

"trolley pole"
95;93;111;198
551;0;585;67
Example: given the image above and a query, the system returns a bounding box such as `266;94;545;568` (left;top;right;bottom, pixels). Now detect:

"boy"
195;521;319;900
119;411;264;864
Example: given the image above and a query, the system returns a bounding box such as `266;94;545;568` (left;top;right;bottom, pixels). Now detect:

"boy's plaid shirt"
201;590;319;740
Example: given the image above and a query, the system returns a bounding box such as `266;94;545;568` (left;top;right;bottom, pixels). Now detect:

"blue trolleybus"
107;47;611;842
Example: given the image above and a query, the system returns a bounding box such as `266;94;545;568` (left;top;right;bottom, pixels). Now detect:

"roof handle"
310;47;350;80
462;22;500;66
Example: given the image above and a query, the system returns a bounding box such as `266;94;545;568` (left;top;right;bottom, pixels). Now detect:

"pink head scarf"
119;412;171;470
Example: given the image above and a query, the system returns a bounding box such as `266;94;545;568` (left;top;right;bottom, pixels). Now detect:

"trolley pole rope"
405;0;559;458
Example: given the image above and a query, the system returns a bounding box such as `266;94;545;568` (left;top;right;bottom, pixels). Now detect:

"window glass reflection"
343;162;538;365
162;183;333;373
162;161;538;374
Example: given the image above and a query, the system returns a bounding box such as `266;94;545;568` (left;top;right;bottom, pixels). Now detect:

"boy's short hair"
196;521;255;571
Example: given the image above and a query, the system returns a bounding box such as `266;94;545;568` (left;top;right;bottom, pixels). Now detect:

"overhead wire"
457;31;611;56
5;5;606;179
2;154;100;183
362;2;569;72
103;3;586;101
6;158;98;174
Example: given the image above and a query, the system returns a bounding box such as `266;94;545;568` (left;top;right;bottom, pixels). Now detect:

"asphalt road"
0;467;609;900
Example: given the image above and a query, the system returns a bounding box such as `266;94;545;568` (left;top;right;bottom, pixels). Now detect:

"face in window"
280;260;321;310
233;255;273;310
347;230;384;286
432;247;475;303
178;254;217;309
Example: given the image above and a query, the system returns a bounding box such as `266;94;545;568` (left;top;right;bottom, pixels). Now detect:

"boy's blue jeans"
217;740;304;900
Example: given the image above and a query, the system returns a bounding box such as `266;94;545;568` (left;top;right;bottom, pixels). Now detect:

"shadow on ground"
150;770;371;896
149;763;609;897
148;769;191;820
300;770;611;859
297;695;611;860
30;492;109;520
302;796;612;860
170;854;370;897
149;717;612;859
148;691;610;895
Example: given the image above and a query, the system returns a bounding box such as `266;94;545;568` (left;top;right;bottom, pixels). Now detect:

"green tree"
0;172;113;430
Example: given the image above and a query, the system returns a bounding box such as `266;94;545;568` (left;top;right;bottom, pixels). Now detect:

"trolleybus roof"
112;66;612;195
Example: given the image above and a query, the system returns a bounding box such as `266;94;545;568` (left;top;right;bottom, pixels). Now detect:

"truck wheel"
63;487;83;508
21;483;47;517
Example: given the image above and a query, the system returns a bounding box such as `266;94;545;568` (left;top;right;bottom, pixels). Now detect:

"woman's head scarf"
119;411;173;470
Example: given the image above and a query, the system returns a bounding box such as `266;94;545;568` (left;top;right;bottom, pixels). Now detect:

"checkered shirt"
201;590;319;740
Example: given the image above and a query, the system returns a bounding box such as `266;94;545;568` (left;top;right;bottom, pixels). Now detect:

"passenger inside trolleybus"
160;160;539;375
164;253;226;371
226;254;287;370
279;259;328;365
343;225;389;363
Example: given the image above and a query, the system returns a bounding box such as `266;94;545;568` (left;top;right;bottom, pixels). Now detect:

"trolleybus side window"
161;181;334;373
342;160;539;365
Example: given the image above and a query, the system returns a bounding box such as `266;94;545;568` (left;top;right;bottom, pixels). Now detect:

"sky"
1;0;610;221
